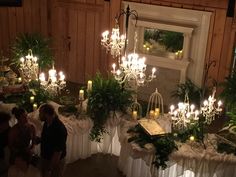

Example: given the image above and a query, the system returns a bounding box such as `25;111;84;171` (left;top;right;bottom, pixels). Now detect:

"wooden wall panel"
0;0;49;59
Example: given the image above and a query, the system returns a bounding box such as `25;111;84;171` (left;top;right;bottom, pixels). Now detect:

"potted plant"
11;33;53;69
87;74;133;142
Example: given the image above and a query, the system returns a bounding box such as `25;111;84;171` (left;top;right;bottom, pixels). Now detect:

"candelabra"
19;49;39;83
169;94;200;130
111;53;156;87
39;64;66;96
101;5;138;58
201;88;222;125
101;21;126;58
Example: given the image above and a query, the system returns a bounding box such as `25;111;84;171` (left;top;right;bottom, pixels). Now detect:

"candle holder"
130;99;142;120
200;87;222;125
39;64;66;96
169;92;200;131
19;49;39;83
146;89;164;119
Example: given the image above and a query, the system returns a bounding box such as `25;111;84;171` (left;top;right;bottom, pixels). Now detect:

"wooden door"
51;0;110;84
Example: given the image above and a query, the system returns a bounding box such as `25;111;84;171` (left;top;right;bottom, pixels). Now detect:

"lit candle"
152;67;156;77
189;135;195;141
79;90;84;101
154;108;160;118
87;80;92;92
18;77;22;83
190;104;195;113
179;50;183;59
59;71;65;81
30;96;35;103
218;100;222;108
20;57;24;63
39;73;46;82
132;111;138;120
149;110;154;119
33;103;38;111
112;63;116;73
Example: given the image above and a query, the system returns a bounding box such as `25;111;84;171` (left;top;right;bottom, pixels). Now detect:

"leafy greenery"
11;33;53;69
220;70;236;110
144;29;183;52
87;74;133;142
3;80;51;112
127;124;177;169
227;108;236;126
171;79;202;106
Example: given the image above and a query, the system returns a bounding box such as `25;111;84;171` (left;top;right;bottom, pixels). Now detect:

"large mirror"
142;28;184;60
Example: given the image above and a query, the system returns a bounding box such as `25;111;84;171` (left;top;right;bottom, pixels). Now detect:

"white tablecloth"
118;117;236;177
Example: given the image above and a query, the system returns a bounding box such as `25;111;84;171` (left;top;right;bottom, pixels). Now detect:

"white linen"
118;117;236;177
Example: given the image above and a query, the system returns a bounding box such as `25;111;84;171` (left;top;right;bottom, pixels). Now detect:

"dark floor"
64;154;125;177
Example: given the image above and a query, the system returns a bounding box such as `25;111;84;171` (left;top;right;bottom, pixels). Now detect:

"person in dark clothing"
0;112;11;177
39;103;67;177
8;107;36;166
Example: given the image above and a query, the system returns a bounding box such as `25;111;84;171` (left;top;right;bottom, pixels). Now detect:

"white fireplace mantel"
123;1;212;87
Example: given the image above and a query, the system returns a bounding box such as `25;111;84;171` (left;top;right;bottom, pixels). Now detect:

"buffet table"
118;118;236;177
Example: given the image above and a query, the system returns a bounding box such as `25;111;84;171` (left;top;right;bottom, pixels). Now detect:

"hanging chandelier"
169;93;200;130
111;53;156;86
39;64;66;96
19;49;39;83
101;21;126;58
201;88;222;124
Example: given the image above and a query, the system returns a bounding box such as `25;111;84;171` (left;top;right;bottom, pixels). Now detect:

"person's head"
39;103;56;122
0;111;11;129
12;107;28;124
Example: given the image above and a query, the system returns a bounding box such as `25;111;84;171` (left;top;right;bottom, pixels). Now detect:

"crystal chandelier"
101;6;138;58
169;94;200;130
101;22;125;58
19;49;39;83
111;53;156;86
39;64;66;96
201;88;222;124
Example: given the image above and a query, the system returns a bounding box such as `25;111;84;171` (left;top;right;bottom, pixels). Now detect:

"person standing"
39;103;67;177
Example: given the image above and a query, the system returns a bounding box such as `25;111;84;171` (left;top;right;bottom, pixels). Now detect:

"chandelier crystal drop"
19;49;39;83
39;64;66;96
111;53;156;86
101;23;126;58
200;88;222;124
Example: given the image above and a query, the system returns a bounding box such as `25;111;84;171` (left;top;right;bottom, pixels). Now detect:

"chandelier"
39;64;66;96
101;22;125;58
19;49;39;83
101;6;138;58
201;88;222;124
111;49;156;87
169;94;200;130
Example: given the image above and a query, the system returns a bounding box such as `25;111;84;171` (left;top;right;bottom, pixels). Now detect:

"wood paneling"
0;0;49;57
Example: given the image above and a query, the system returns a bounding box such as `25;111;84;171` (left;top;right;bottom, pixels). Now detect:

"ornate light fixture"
111;53;156;86
19;49;39;83
201;88;222;124
101;21;125;58
101;6;138;58
169;93;200;130
39;64;66;96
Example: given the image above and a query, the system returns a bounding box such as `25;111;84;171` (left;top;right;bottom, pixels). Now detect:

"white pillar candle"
79;90;84;101
154;108;160;118
87;80;92;92
33;103;38;111
132;111;137;120
30;96;35;103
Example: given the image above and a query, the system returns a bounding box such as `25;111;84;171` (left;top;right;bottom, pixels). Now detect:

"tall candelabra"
201;88;222;124
19;49;39;83
111;52;156;87
39;64;66;96
169;94;200;130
